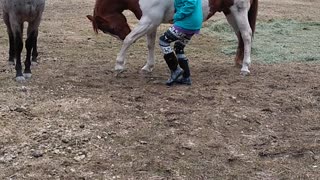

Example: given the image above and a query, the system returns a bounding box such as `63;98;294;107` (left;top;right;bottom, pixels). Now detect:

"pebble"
74;154;86;161
61;138;69;144
32;150;44;158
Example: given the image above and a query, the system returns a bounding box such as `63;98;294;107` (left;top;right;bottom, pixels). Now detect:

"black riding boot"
177;58;192;85
164;52;183;86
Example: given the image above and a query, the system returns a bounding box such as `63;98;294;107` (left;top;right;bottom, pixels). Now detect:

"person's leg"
159;26;183;85
174;35;192;85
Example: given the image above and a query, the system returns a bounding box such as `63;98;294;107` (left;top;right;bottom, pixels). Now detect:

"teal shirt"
173;0;203;31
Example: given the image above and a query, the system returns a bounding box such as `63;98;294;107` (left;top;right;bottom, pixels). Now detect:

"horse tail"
248;0;258;37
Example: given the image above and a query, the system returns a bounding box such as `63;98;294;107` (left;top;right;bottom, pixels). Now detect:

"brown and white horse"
87;0;258;75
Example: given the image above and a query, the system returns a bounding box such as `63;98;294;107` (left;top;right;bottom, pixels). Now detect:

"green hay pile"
202;19;320;63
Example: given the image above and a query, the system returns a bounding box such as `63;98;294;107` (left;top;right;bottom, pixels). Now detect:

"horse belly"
138;0;175;24
3;0;45;22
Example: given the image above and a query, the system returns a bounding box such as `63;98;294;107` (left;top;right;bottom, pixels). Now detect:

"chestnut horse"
87;0;258;75
2;0;45;82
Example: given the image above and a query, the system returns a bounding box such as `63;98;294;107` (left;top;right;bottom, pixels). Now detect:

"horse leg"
24;18;41;79
3;12;15;65
31;30;39;66
224;12;244;67
141;29;157;73
32;10;44;66
24;27;37;79
11;23;24;82
230;1;252;75
115;17;155;72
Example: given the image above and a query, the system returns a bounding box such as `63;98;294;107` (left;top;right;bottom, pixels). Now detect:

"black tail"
248;0;258;36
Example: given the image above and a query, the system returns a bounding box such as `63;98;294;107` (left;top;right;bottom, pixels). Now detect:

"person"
159;0;203;86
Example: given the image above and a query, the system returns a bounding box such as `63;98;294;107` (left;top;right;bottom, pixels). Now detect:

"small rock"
182;140;196;150
12;106;27;113
53;149;60;154
32;150;44;158
74;154;86;161
66;147;72;153
261;108;273;113
139;140;148;145
21;86;28;92
61;138;69;144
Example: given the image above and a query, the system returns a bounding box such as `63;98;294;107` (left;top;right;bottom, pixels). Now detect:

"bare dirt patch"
0;0;320;179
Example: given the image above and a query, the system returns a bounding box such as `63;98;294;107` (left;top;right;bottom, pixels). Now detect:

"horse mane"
92;18;99;34
86;14;99;34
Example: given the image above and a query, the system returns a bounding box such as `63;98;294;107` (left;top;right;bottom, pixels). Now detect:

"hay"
202;19;320;63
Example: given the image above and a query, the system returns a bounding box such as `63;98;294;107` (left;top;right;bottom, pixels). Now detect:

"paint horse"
2;0;45;82
87;0;258;75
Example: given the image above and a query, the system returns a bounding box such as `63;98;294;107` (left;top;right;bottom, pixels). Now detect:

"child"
159;0;203;86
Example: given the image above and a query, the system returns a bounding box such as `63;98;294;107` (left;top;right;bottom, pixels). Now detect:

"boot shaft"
178;58;190;78
164;52;178;71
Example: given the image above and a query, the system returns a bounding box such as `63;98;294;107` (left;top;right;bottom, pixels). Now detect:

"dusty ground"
0;0;320;179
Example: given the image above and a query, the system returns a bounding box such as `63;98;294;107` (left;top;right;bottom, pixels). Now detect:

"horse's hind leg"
115;17;156;72
31;30;39;66
224;12;244;67
230;0;252;75
24;19;41;79
141;29;157;73
3;12;15;65
24;29;36;79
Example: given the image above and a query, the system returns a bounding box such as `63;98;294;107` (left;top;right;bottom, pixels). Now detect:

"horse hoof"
141;65;154;73
114;67;126;77
240;70;250;76
24;73;32;79
31;61;38;66
114;63;125;72
16;76;26;82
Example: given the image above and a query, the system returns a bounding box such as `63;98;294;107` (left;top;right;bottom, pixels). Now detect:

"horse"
87;0;258;76
1;0;45;82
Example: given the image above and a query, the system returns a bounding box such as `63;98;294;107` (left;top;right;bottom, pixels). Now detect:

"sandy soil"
0;0;319;179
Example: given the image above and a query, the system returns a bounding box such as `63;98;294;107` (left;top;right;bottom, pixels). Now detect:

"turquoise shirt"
173;0;203;31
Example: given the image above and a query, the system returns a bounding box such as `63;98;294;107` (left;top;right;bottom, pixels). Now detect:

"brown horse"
87;0;258;75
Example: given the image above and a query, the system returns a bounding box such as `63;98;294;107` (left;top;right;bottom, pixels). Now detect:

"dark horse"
87;0;258;75
2;0;45;82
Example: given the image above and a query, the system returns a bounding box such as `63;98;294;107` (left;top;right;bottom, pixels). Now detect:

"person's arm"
174;0;197;22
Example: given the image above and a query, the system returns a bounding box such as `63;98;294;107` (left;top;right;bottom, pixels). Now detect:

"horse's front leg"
225;13;243;68
115;18;154;72
230;2;253;76
3;13;15;65
141;29;157;73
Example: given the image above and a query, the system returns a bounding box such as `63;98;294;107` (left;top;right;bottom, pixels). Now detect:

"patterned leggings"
159;26;194;60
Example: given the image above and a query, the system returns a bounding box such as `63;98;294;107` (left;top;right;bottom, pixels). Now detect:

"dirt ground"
0;0;320;179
